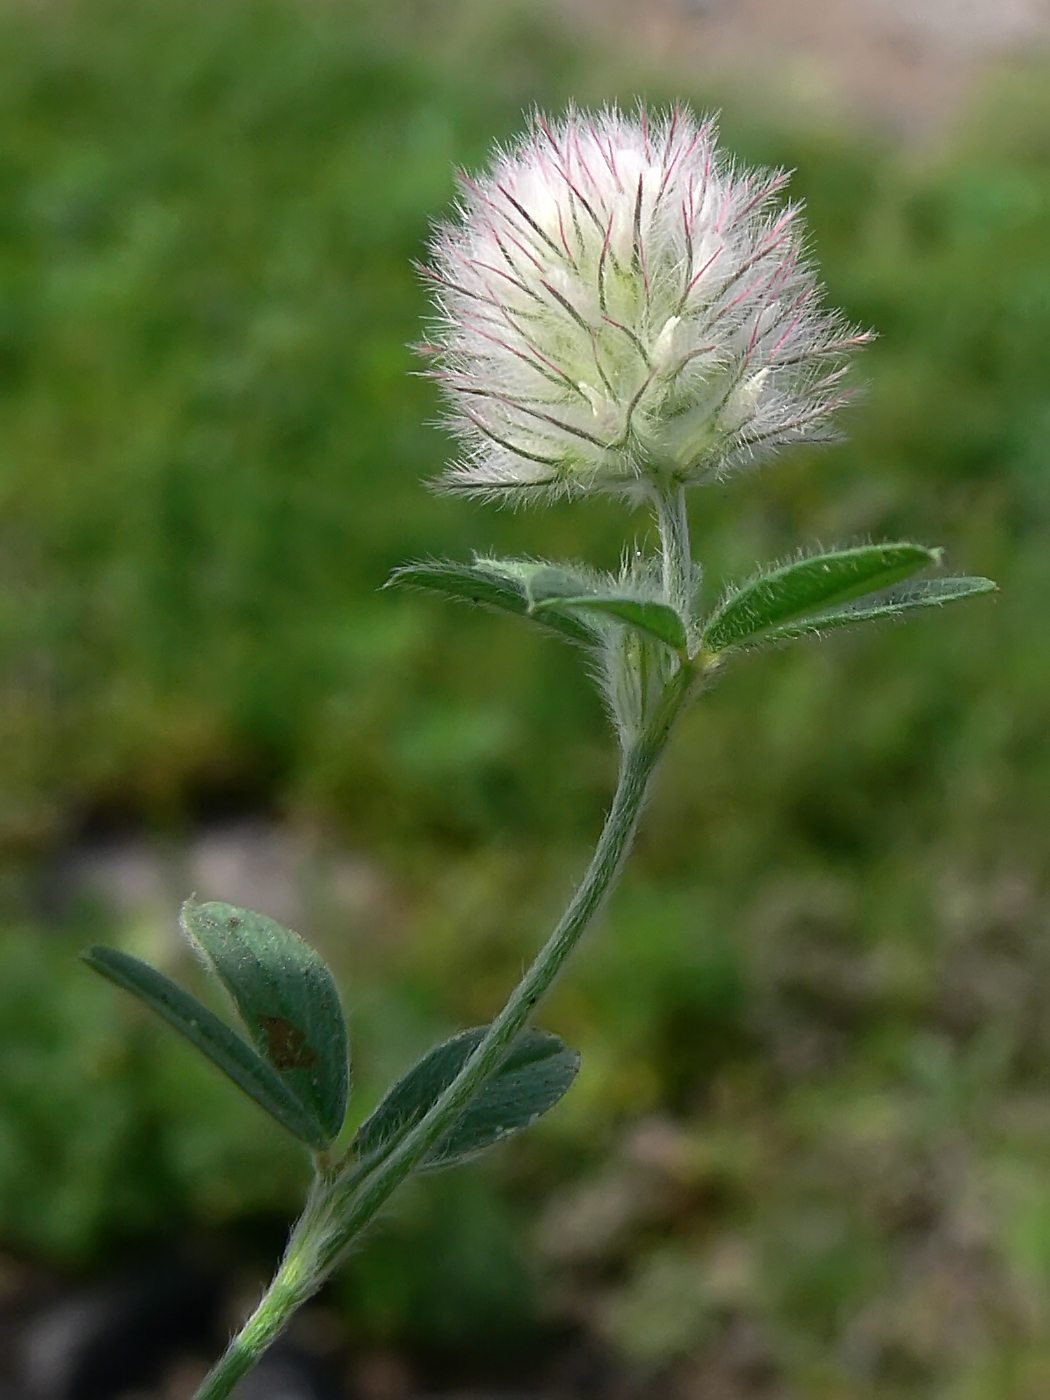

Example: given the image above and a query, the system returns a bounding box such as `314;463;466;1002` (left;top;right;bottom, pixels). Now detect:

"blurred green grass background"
1;0;1049;1392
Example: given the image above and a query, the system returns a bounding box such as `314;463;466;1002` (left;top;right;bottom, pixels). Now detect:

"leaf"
532;595;688;650
80;946;331;1149
179;900;349;1145
353;1027;580;1170
386;558;597;644
757;575;997;644
703;544;940;652
518;562;599;607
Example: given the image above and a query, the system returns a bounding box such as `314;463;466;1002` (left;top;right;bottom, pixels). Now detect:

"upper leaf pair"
389;557;688;652
703;544;995;654
392;545;995;661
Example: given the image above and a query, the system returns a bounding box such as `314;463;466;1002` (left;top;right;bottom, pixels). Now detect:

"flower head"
422;106;868;502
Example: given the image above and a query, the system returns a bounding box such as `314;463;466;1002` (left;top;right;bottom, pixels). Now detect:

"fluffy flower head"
423;106;868;502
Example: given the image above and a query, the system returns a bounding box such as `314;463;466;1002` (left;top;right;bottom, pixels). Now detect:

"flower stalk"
654;482;695;627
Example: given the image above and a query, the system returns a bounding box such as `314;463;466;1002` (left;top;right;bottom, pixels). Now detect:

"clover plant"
83;106;995;1395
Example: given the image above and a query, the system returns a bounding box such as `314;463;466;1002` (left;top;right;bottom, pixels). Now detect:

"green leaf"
179;900;349;1145
532;595;687;650
353;1027;580;1170
758;575;997;644
80;946;331;1149
703;544;940;652
386;558;597;644
517;562;597;605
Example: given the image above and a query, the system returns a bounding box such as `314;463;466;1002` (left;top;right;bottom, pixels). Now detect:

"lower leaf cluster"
83;901;580;1172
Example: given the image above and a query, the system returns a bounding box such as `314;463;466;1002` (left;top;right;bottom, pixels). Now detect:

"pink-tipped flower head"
423;106;868;502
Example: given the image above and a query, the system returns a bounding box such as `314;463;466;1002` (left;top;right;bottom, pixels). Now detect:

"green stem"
191;1270;312;1400
654;482;693;622
193;501;699;1399
312;672;691;1277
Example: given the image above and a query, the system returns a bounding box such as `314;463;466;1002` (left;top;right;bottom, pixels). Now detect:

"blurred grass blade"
353;1027;580;1170
81;946;331;1149
386;558;598;643
757;575;997;644
532;595;687;650
703;544;940;652
180;901;349;1145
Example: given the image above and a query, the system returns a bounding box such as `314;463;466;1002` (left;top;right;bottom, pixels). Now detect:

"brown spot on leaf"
258;1015;319;1071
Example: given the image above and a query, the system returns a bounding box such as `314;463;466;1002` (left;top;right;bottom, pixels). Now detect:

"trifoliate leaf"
532;595;688;650
517;562;601;607
81;946;331;1149
703;544;939;652
758;575;997;644
180;900;349;1145
353;1027;580;1170
387;558;598;644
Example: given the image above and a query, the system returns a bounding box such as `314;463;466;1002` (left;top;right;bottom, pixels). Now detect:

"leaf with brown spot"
258;1015;319;1071
80;947;331;1149
181;900;350;1145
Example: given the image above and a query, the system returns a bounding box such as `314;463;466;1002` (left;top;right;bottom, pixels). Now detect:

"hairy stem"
193;640;695;1400
312;671;691;1275
191;1263;316;1400
654;482;693;623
